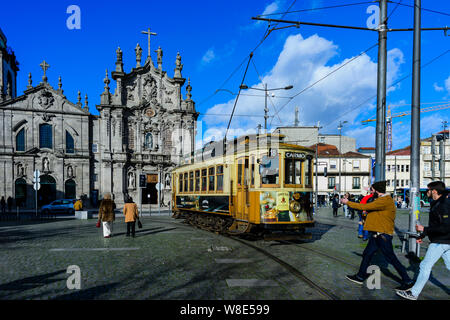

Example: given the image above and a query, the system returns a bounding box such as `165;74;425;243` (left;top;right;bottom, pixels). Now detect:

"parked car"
41;199;75;215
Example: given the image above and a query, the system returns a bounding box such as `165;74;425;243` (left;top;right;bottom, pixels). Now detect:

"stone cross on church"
40;60;50;83
141;27;157;61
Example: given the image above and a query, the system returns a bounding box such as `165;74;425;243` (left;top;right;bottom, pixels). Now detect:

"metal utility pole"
393;156;397;200
442;121;448;183
264;83;268;133
314;125;323;215
439;137;444;181
409;0;421;257
431;134;436;180
294;107;299;126
338;121;347;196
375;0;388;182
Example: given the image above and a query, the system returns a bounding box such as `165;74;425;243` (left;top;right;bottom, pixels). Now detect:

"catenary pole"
375;0;387;182
409;0;421;257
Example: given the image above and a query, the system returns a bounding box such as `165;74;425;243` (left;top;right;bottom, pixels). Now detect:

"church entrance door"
142;174;158;205
38;175;56;206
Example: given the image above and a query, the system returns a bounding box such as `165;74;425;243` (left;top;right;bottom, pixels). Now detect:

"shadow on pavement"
0;270;66;298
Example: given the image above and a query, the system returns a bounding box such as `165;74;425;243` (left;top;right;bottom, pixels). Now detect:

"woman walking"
98;193;116;238
123;197;139;237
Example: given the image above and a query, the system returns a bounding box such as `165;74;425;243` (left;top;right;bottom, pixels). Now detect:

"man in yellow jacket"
341;180;414;290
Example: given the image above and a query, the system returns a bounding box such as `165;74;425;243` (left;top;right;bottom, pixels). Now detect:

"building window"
352;177;360;189
144;133;153;149
216;165;224;191
328;177;336;189
353;160;360;170
16;128;25;152
330;160;337;169
406;164;409;172
92;143;98;153
387;165;391;172
39;124;52;149
401;165;404;172
66;131;74;153
387;180;391;187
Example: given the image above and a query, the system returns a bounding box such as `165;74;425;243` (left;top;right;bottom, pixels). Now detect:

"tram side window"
251;156;255;186
195;170;200;192
184;172;188;192
201;169;207;191
189;171;194;192
284;158;302;185
208;167;215;191
216;165;224;191
260;154;279;185
179;174;183;193
305;158;312;186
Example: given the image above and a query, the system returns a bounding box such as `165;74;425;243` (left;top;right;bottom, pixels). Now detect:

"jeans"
411;243;450;297
357;232;412;284
357;212;369;239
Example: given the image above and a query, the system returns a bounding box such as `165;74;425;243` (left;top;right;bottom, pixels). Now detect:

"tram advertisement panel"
260;191;312;223
176;195;229;213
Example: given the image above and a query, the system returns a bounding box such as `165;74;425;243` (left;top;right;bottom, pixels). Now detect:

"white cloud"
201;48;215;65
434;82;444;92
445;75;450;93
200;33;405;148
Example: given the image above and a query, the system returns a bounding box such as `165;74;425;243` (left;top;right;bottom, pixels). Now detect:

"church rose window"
39;124;52;149
66;131;74;153
16;128;25;152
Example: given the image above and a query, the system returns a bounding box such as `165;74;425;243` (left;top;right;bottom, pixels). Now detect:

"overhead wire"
269;42;379;126
273;47;450;147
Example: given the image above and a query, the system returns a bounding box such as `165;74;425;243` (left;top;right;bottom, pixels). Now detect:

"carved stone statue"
155;46;163;70
128;172;135;188
67;165;73;177
174;52;183;78
17;163;23;176
43;158;50;171
135;43;143;68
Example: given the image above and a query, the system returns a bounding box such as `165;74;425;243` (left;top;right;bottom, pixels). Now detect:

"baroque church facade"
0;28;198;209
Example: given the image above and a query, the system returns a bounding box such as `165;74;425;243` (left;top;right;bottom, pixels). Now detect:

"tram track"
151;216;341;300
148;215;437;300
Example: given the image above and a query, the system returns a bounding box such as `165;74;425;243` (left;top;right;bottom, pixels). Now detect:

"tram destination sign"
285;152;306;159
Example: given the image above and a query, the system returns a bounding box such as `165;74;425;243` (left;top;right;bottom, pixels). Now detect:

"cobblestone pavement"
0;207;448;300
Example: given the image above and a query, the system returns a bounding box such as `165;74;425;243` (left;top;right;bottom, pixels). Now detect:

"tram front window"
285;158;302;185
260;154;279;185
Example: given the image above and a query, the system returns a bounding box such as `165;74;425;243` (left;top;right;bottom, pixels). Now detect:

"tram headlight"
289;200;301;214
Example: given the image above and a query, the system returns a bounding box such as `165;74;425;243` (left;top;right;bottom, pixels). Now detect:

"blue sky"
1;0;449;151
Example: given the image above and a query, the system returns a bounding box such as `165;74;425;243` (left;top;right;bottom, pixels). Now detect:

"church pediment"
4;84;90;115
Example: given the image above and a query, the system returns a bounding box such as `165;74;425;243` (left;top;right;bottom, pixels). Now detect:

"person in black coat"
396;181;450;300
332;194;340;217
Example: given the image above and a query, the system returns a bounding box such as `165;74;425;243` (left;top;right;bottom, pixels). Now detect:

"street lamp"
338;120;348;196
239;84;293;133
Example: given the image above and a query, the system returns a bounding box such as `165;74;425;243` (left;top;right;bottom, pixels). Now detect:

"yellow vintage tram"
171;133;315;239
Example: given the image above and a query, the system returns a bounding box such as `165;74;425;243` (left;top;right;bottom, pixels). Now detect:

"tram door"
236;157;249;221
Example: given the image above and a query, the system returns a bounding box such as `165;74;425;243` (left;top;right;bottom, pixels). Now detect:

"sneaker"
346;274;364;285
395;289;418;301
396;282;414;291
